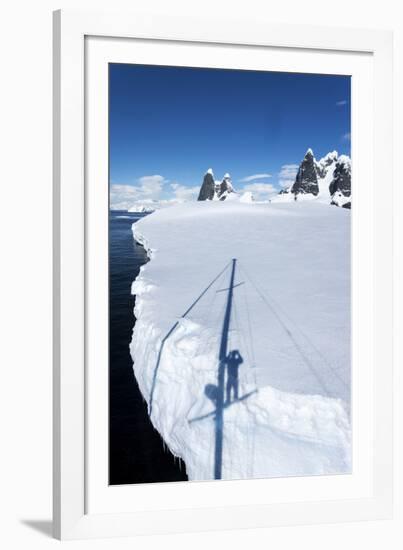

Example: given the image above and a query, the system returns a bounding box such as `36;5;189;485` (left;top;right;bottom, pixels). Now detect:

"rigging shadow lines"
148;261;231;416
238;263;335;398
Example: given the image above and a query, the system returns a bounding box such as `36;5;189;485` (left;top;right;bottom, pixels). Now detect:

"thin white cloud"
342;132;351;141
336;100;348;106
239;173;272;183
241;182;276;201
110;174;168;210
278;164;299;189
137;175;167;197
170;183;200;201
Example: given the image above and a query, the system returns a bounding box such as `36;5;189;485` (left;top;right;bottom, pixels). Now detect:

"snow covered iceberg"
130;200;351;481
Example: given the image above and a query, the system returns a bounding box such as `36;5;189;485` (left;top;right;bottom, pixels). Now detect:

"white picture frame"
53;9;394;540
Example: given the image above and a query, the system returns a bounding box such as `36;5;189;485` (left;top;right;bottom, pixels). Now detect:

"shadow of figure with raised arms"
225;350;243;404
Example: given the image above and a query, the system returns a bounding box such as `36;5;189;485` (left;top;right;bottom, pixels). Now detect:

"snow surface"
239;191;254;203
317;160;336;198
318;150;338;166
130;200;351;481
338;154;351;167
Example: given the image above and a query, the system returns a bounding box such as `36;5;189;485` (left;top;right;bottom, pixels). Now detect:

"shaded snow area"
130;201;351;481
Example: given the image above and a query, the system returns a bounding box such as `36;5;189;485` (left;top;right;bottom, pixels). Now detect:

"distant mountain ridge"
125;149;351;212
275;149;351;209
196;150;351;208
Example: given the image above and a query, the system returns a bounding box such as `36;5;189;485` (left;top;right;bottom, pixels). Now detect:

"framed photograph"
53;9;394;540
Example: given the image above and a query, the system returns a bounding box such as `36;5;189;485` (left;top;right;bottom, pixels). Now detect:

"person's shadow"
225;350;243;404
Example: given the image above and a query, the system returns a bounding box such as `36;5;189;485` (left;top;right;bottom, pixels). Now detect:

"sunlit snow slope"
130;201;351;481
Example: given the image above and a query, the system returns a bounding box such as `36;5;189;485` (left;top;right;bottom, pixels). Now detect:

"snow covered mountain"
197;151;350;209
275;149;351;209
198;169;235;201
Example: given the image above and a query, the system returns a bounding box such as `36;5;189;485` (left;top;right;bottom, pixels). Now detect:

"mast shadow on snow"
189;258;256;480
148;260;232;417
148;258;256;480
146;254;344;481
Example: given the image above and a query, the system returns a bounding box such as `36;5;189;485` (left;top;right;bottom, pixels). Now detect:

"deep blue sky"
109;63;350;205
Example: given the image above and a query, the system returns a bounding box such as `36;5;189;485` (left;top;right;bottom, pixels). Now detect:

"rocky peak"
218;173;234;200
197;169;216;201
291;149;319;196
329;155;351;198
197;170;235;201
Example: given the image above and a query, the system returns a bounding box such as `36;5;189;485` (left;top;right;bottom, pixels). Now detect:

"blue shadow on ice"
190;259;255;480
149;257;257;480
148;261;232;417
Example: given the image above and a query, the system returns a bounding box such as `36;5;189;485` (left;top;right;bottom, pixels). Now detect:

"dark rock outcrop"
218;173;233;200
197;170;215;201
291;149;319;196
329;157;351;198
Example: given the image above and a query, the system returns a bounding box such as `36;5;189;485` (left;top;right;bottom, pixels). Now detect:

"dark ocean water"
109;210;188;485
